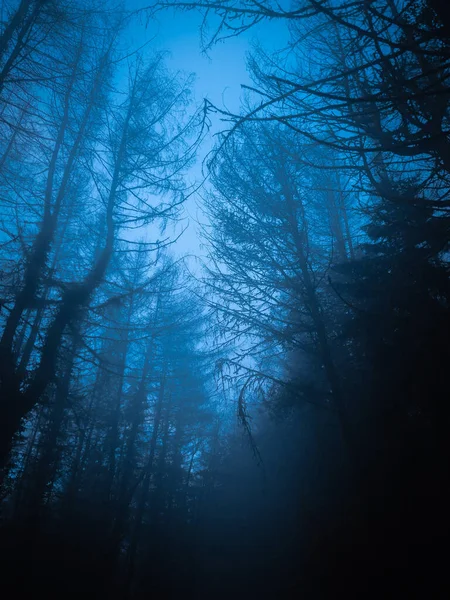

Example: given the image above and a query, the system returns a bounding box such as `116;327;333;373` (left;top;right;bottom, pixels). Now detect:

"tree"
201;122;358;455
0;31;197;466
147;0;450;465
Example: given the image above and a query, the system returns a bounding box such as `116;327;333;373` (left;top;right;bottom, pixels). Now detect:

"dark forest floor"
1;457;448;600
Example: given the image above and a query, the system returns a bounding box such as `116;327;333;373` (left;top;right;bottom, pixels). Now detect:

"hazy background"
126;3;289;259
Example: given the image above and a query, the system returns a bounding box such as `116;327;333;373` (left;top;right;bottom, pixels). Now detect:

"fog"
0;1;448;598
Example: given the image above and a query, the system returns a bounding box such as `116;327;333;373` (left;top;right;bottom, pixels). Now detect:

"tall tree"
0;38;196;466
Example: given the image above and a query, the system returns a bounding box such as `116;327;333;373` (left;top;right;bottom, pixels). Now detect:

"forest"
0;0;448;597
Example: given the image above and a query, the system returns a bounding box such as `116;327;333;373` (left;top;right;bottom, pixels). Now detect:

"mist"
0;1;448;598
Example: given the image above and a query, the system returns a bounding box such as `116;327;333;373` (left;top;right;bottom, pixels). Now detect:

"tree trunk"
123;369;168;590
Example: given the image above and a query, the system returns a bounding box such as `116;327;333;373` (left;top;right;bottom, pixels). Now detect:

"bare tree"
0;45;197;466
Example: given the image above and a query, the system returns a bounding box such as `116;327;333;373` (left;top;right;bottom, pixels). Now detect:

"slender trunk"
123;370;168;589
183;442;198;509
0;81;128;465
3;404;42;502
0;38;84;405
326;186;347;262
17;199;75;377
340;190;355;261
63;364;104;514
0;1;41;92
28;339;76;517
0;0;33;60
105;297;135;502
282;171;355;457
0;112;22;171
62;420;85;516
0;1;42;93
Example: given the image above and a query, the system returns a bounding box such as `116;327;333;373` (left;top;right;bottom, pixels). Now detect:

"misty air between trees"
0;1;448;598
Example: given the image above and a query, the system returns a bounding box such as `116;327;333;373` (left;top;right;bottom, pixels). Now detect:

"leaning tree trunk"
0;64;129;466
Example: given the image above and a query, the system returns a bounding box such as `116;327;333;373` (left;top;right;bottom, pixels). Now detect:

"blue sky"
126;3;289;259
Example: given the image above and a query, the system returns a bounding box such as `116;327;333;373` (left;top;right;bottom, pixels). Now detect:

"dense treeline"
0;1;449;598
196;0;450;592
0;2;218;595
